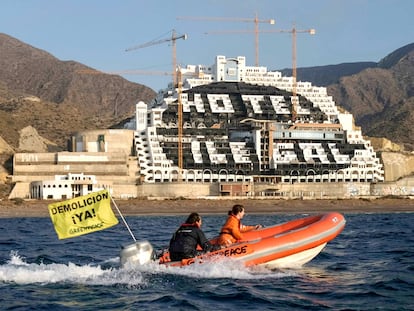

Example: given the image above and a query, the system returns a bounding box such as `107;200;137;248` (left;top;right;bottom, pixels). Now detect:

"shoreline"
0;197;413;218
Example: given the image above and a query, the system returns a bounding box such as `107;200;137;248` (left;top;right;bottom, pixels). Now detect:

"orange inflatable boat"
120;212;346;269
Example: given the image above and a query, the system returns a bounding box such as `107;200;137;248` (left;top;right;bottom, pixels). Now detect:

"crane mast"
260;26;315;121
202;25;314;120
125;30;187;173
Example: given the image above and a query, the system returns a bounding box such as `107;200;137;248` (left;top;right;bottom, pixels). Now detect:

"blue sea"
1;210;413;310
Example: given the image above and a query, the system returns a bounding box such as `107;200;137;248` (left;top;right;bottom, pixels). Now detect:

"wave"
0;251;294;286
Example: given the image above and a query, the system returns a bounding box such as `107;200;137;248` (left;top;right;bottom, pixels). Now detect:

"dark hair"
185;212;201;224
228;204;244;216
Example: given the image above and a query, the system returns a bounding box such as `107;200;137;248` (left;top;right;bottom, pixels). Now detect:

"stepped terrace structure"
130;55;384;186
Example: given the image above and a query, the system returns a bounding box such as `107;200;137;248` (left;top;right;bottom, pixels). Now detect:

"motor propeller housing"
120;240;154;267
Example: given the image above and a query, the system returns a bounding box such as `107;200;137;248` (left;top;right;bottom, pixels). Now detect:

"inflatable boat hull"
120;212;346;269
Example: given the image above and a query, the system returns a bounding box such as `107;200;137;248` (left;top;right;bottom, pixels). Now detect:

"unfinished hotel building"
132;55;384;186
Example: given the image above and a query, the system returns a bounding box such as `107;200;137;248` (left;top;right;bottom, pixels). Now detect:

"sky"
1;0;413;91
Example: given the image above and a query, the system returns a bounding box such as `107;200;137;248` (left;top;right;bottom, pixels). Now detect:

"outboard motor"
120;240;154;267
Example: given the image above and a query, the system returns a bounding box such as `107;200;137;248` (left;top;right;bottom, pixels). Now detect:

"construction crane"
125;29;187;87
77;67;199;172
262;26;316;121
177;14;275;66
219;25;315;120
75;68;206;81
76;69;172;76
126;30;188;172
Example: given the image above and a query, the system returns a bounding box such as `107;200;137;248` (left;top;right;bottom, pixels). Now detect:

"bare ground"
0;197;413;218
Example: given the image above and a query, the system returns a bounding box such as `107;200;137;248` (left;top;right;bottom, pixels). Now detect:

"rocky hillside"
0;33;156;151
326;44;414;150
1;34;414;187
285;43;414;151
281;61;377;87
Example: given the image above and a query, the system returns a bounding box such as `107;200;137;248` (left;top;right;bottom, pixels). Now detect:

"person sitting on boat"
169;212;215;262
217;204;262;247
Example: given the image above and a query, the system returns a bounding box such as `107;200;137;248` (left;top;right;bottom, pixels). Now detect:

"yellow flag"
48;189;119;239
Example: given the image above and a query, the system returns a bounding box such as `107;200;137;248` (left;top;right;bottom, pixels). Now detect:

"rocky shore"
0;197;413;218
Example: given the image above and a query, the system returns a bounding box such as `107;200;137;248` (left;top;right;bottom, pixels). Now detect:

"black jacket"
169;223;213;261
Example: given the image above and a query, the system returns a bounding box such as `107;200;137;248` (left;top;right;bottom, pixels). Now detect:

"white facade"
30;173;110;200
130;55;384;184
135;101;148;131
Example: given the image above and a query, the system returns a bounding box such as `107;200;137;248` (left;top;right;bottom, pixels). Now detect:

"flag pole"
110;195;137;242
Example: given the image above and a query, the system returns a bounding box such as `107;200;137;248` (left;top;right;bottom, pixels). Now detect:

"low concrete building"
10;129;139;199
30;173;110;200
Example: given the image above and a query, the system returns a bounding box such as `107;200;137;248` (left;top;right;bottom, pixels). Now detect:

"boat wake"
0;251;294;286
128;255;293;279
0;251;140;286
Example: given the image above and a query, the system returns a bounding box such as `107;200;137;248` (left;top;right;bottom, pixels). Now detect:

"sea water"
0;211;413;310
